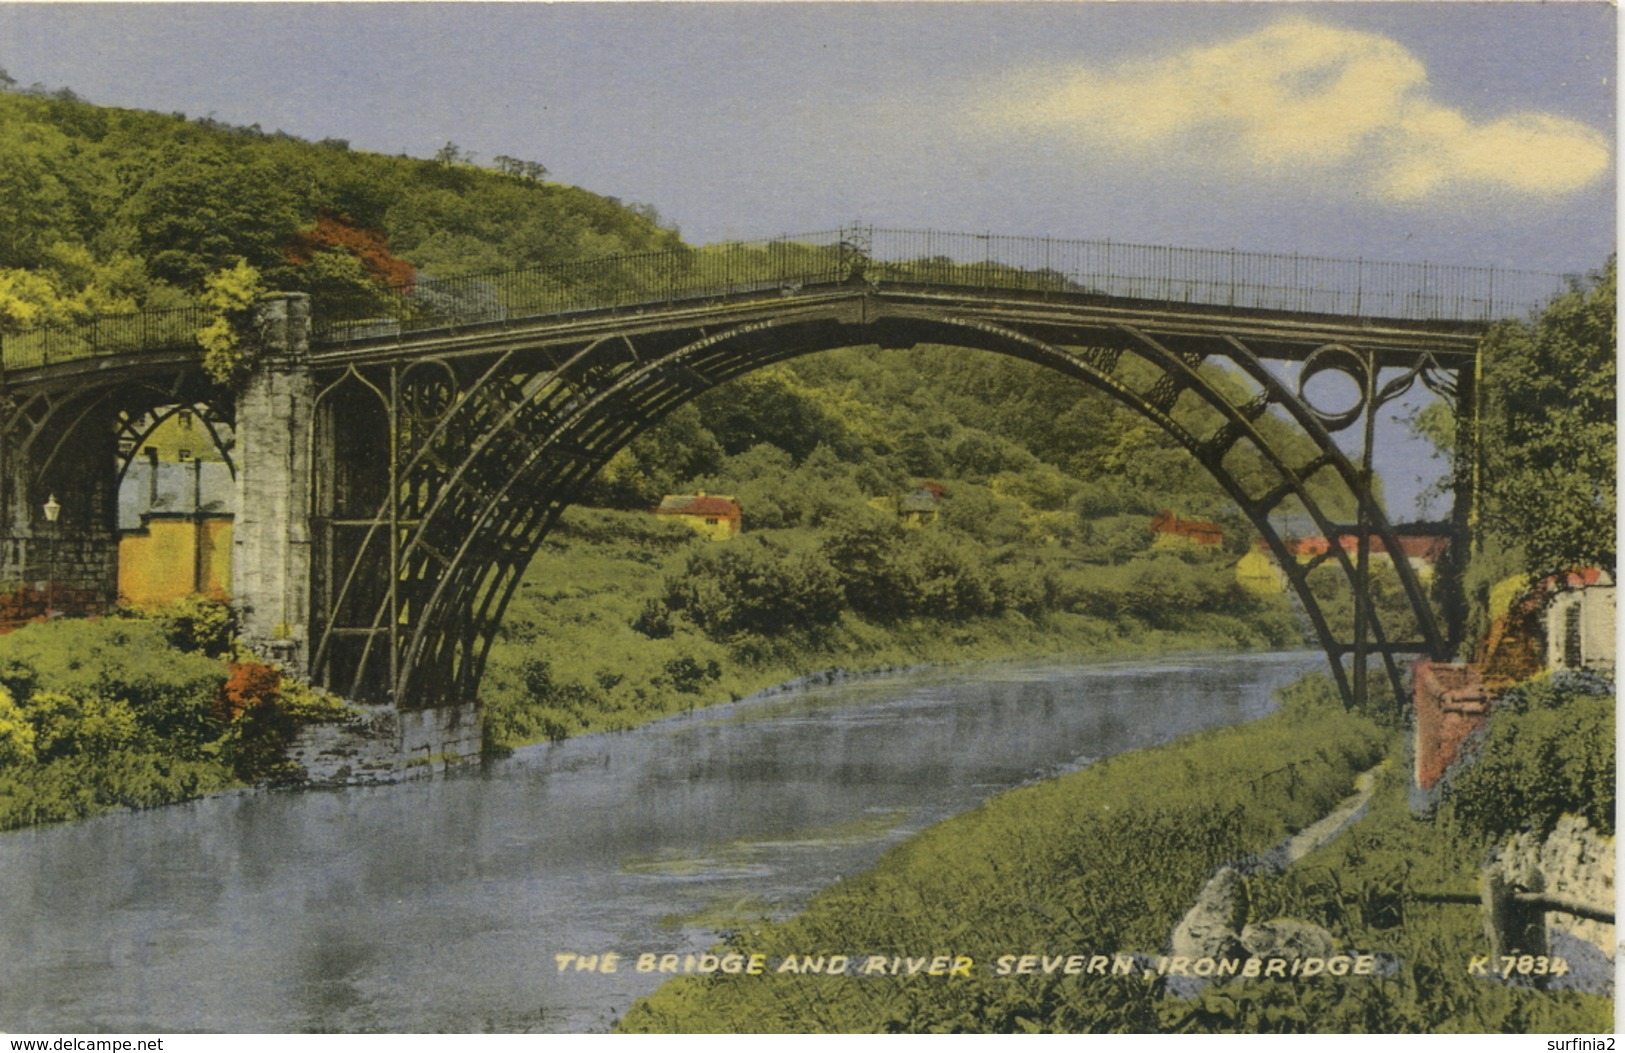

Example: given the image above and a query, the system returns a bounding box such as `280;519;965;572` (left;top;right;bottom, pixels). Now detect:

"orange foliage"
285;210;415;287
216;660;282;722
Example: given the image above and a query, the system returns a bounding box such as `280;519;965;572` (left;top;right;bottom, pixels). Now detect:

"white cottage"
1543;570;1615;674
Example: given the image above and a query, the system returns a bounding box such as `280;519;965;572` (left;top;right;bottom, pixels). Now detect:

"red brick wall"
0;584;109;634
1412;661;1492;790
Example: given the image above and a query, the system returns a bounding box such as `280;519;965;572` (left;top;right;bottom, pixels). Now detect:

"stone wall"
1490;815;1615;958
286;701;482;786
0;533;117;629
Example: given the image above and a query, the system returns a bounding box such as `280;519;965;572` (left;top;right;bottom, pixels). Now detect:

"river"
0;650;1321;1033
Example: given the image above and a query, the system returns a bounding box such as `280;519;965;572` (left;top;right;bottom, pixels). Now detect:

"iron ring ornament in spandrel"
399;358;460;425
1297;342;1441;433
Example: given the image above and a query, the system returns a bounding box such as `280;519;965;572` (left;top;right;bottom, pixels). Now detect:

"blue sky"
0;2;1613;273
0;2;1615;517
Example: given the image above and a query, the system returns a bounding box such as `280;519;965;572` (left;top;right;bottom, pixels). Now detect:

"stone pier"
232;294;316;675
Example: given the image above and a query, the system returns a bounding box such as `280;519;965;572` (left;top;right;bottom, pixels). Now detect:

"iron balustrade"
1;303;210;370
0;227;1580;368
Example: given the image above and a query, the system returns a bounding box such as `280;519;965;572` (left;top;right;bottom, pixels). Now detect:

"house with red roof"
654;492;742;540
1283;530;1451;582
1150;509;1223;547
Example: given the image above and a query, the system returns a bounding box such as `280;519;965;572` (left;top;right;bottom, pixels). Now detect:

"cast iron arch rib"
311;304;1438;712
1112;324;1440;703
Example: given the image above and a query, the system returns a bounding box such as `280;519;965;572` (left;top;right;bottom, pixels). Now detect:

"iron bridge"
0;228;1574;713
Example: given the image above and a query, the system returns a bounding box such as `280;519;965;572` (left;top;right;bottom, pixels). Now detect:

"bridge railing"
1;304;209;371
1;227;1580;366
862;228;1575;323
312;231;853;344
312;227;1576;346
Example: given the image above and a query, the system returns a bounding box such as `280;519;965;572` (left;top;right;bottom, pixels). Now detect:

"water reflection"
0;651;1319;1033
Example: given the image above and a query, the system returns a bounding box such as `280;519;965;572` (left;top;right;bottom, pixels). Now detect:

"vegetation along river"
0;650;1322;1033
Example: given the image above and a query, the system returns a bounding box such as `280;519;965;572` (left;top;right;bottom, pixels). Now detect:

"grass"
615;688;1388;1033
1172;760;1613;1033
612;672;1613;1034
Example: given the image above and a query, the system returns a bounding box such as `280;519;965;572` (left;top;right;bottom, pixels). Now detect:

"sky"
0;2;1613;272
0;1;1616;516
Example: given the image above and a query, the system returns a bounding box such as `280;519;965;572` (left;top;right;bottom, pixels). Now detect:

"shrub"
23;690;144;761
1443;673;1614;840
0;685;37;765
216;660;281;722
663;537;844;641
118;595;236;657
663;655;721;695
0;618;225;750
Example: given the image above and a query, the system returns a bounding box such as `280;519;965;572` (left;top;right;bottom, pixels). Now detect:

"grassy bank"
482;506;1301;749
615;672;1613;1034
1188;672;1613;1033
0;600;359;832
615;681;1387;1032
1177;762;1612;1033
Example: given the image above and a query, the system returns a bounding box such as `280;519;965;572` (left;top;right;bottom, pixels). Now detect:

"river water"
0;650;1320;1033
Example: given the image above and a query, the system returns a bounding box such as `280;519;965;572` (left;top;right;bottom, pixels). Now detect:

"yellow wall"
1236;549;1286;595
663;512;739;541
118;517;233;606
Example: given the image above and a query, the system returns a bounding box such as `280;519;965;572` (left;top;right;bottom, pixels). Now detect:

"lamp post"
42;494;59;618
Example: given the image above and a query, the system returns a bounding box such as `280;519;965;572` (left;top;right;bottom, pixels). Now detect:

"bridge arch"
307;300;1447;712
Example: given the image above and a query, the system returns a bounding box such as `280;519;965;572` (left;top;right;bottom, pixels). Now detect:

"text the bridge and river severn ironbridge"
0;228;1579;761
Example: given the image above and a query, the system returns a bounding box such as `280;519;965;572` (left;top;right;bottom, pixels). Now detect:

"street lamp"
42;494;59;618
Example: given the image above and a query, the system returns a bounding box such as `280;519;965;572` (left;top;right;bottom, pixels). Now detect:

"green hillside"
0;82;677;332
0;83;1367;816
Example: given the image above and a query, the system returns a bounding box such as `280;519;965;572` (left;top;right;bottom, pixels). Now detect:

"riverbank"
614;674;1614;1033
481;506;1301;751
491;611;1294;749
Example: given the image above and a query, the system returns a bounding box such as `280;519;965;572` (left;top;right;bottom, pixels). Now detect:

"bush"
1443;673;1614;840
214;660;298;781
117;595;236;657
887;530;1001;621
0;617;284;826
663;536;844;641
0;619;225;750
663;655;721;695
0;685;36;765
216;660;281;721
23;690;144;761
0;749;233;830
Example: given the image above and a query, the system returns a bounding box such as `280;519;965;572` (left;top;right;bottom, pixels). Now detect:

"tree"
285;210;415;287
492;155;548;182
195;259;266;384
120;148;305;288
1476;259;1615;577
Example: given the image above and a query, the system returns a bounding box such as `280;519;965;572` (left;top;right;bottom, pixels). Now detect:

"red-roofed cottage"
654;493;742;540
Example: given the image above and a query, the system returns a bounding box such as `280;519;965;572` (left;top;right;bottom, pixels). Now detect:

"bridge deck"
5;280;1492;392
1;227;1566;387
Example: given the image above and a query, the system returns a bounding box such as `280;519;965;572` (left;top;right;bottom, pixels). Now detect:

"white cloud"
978;18;1610;203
